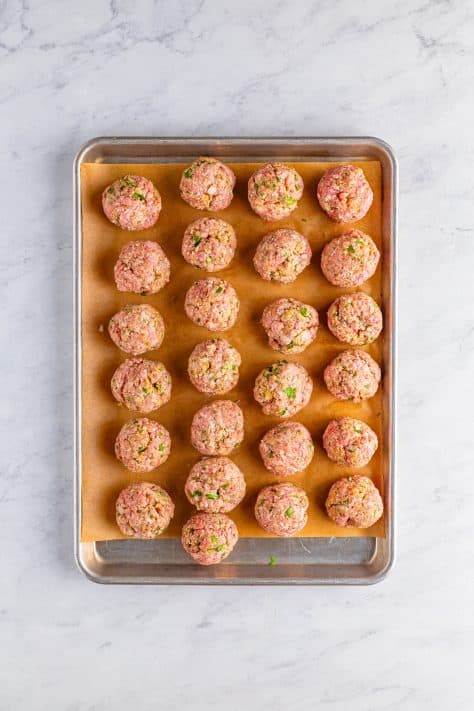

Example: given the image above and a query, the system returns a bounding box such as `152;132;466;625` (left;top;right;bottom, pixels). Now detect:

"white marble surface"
1;0;473;709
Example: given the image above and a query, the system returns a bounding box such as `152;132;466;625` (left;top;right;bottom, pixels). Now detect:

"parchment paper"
80;159;384;541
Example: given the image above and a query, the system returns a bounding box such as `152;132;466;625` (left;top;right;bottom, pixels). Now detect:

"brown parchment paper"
80;159;384;542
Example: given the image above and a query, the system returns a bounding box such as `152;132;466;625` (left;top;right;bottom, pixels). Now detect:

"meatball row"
115;473;383;563
108;347;381;418
106;294;382;359
110;224;380;309
101;163;373;229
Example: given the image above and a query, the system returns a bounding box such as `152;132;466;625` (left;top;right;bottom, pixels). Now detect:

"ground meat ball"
327;293;383;346
114;240;170;295
255;483;309;537
259;422;314;476
317;164;373;223
116;482;174;538
102;175;162;230
324;349;381;402
261;297;319;354
254;360;313;418
323;417;378;467
182;217;237;272
108;304;165;355
185;457;246;513
181;512;239;565
321;229;380;287
180;157;236;211
111;358;172;412
248;162;304;221
184;278;239;331
325;475;383;528
254;229;312;283
115;418;171;473
190;400;244;456
188;338;241;395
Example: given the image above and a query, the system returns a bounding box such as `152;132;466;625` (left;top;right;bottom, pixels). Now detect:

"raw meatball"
190;400;244;456
111;358;172;412
108;304;164;355
324;349;381;402
115;418;171;473
181;512;239;565
259;422;314;476
185;457;246;513
182;217;237;272
102;175;161;230
323;417;378;468
248;162;304;221
317;164;373;223
114;240;170;295
188;338;241;395
185;278;239;331
325;475;383;528
321;229;380;287
116;481;174;538
327;293;383;345
180;157;236;211
254;361;313;418
254;229;311;283
255;483;309;537
261;297;319;354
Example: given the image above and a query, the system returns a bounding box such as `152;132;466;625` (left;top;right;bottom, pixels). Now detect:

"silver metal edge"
73;136;397;585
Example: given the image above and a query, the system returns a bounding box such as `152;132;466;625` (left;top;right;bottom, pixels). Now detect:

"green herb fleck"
284;196;297;207
158;443;165;452
211;535;218;544
215;544;225;552
216;286;224;294
192;491;203;497
347;244;356;254
137;445;146;453
206;492;219;500
300;306;308;317
268;556;277;567
206;256;212;263
278;408;287;416
121;176;138;188
132;191;146;202
142;388;149;396
285;507;294;518
184;168;193;178
284;387;296;399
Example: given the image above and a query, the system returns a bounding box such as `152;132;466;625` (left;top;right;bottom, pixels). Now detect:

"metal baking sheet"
74;137;397;585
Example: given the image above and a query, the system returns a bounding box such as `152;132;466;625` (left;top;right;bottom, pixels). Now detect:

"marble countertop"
1;1;473;709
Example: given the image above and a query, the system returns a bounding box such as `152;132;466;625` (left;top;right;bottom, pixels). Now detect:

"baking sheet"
80;159;384;542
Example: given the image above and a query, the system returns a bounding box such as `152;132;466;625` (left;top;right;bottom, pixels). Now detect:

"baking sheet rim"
73;136;397;585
